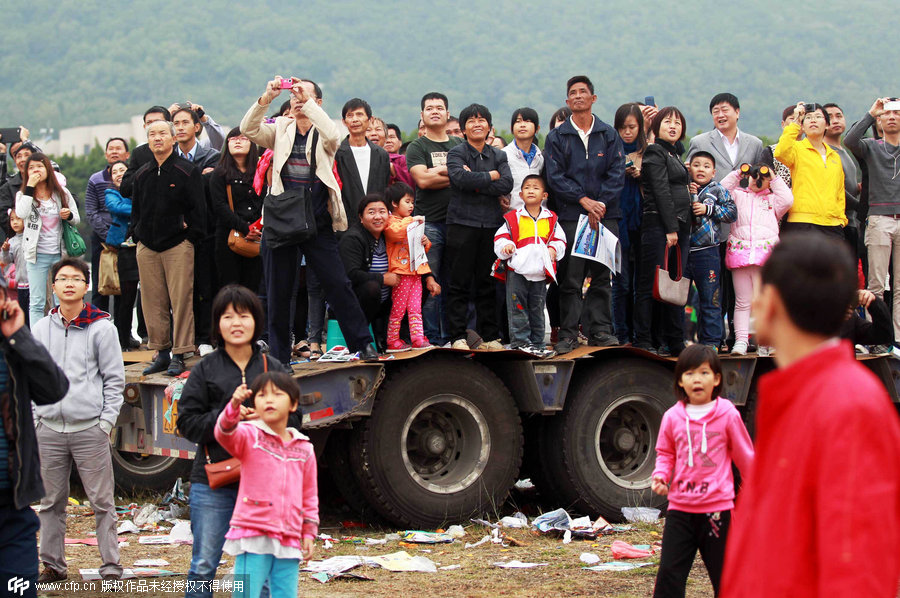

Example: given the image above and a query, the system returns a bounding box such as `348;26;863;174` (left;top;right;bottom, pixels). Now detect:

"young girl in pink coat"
652;344;754;597
721;165;793;355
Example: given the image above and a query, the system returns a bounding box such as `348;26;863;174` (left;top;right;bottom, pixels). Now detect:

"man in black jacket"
335;99;391;220
132;120;206;376
120;106;171;199
0;272;69;597
544;75;625;354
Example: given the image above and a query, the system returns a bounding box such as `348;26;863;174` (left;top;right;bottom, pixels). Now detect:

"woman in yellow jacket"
774;102;846;239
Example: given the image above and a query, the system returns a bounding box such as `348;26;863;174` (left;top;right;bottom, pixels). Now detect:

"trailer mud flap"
490;360;575;413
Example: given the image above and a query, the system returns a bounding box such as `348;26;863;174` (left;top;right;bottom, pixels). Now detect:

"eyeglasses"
54;277;86;284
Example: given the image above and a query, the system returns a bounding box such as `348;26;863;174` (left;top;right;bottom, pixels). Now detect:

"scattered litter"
446;525;466;539
499;512;528;528
580;552;602;565
384;533;401;541
470;518;501;529
399;531;454;544
161;478;187;506
584;561;655;572
621;507;661;523
492;560;548;569
465;535;490;549
80;568;178;580
563;530;572;544
68;497;81;506
532;508;572;533
610;540;655;559
133;559;170;567
439;565;462;571
116;521;140;535
311;571;373;583
513;479;535;491
369;551;437;573
365;537;386;545
168;520;193;543
133;503;161;526
65;538;126;546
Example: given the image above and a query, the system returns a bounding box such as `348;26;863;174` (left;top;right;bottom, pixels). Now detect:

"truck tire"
550;358;674;521
111;450;192;494
348;357;523;528
323;429;383;523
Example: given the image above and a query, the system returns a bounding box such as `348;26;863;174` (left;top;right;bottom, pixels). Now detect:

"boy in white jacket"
494;175;566;356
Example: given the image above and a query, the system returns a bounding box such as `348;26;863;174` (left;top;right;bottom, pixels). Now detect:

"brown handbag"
203;355;267;489
653;244;691;306
226;185;261;258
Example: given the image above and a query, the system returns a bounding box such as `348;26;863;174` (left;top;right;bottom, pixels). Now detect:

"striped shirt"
281;132;312;190
370;236;390;301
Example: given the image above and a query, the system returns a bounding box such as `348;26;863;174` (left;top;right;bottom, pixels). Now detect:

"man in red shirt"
721;232;900;597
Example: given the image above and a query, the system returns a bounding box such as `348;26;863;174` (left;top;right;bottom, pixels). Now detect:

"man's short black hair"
421;92;448;111
51;257;90;284
566;75;594;95
384;182;415;206
709;93;740;113
520;174;546;191
459;104;492;131
510;107;540;131
105;137;129;152
342;98;372;120
822;102;842;113
650;106;687;141
761;232;857;337
782;105;796;123
357;192;392;217
172;107;201;125
386;123;402;139
210;284;265;346
689;150;716;168
143;106;171;123
302;80;323;100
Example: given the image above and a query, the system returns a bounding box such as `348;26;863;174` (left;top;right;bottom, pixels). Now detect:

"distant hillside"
3;0;898;145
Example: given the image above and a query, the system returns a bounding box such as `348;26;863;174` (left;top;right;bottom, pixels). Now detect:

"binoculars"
739;163;771;189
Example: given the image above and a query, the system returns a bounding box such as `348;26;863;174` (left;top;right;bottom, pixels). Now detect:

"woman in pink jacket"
721;165;793;355
215;371;318;598
651;345;754;597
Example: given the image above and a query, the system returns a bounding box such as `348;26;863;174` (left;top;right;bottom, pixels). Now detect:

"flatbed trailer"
109;345;900;527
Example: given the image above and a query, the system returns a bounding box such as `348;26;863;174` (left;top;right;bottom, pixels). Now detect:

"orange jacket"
384;215;432;276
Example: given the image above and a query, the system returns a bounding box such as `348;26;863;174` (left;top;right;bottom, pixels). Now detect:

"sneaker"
757;346;775;357
411;337;433;349
588;333;620;347
657;345;672;358
166;354;186;376
479;339;504;351
868;344;891;355
529;345;557;358
451;339;470;350
731;341;748;356
142;352;171;375
38;566;67;583
855;344;869;355
198;343;214;357
554;337;579;355
386;340;412;353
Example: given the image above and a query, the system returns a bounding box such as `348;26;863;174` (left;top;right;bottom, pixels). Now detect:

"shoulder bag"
653;244;691;306
61;219;86;257
262;130;319;249
226;185;261;258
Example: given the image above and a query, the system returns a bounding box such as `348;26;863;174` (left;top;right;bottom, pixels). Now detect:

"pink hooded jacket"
721;170;793;269
652;398;754;513
214;400;319;541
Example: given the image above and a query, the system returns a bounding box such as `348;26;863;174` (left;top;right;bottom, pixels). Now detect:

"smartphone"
279;79;294;89
884;100;900;112
0;127;22;144
625;159;634;168
644;96;655;107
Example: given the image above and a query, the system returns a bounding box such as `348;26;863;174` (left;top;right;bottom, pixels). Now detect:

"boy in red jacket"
721;232;900;598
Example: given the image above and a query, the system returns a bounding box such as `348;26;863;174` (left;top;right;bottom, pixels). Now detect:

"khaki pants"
137;240;195;354
37;424;121;577
866;215;900;341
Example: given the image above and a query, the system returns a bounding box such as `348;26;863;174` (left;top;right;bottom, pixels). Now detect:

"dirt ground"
34;489;715;598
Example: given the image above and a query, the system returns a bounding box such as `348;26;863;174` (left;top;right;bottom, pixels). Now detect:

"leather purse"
226;185;260;258
653;244;691;306
203;355;267;489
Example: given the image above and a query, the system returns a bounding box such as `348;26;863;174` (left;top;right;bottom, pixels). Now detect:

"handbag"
653;244;691;306
226;185;260;258
262;130;319;249
61;220;86;257
203;354;267;489
98;244;121;296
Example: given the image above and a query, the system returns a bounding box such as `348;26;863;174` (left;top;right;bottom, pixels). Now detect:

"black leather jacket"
641;140;691;233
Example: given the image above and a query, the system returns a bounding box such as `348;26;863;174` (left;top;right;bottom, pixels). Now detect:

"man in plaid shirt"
685;151;736;349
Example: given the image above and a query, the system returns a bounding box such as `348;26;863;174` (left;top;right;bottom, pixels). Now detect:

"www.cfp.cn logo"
7;577;30;596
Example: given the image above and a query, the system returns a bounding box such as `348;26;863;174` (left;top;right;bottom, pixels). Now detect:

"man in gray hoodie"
31;257;125;583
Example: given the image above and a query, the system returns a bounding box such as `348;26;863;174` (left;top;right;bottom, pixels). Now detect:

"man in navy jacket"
544;75;625;354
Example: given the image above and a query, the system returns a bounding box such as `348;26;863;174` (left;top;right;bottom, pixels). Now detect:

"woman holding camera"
774;102;846;239
15;152;80;325
632;107;691;356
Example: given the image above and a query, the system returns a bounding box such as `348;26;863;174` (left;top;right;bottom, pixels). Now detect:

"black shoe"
588;333;620;347
166;354;186;376
128;336;142;349
142;352;171;375
38;566;67;583
554;337;579;355
359;343;380;362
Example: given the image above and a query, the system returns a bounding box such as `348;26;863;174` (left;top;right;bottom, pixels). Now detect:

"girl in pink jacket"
215;371;318;598
651;344;754;598
721;165;793;355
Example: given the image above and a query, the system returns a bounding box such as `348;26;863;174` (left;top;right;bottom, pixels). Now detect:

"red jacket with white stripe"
493;207;566;282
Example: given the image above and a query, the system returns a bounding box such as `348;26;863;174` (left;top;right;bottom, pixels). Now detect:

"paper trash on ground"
407;219;427;272
492;560;549;569
370;551;437;573
580;552;602;565
621;506;661;522
571;215;621;273
499;512;528;528
80;569;178;580
133;559;170;567
399;530;454;544
584;561;655;572
464;535;491;548
116;520;140;535
532;508;572;533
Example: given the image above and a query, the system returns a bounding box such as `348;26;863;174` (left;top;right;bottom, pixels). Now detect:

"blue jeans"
0;505;40;598
685;246;724;346
26;252;60;327
422;222;448;345
186;483;237;598
233;553;299;598
506;271;547;348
